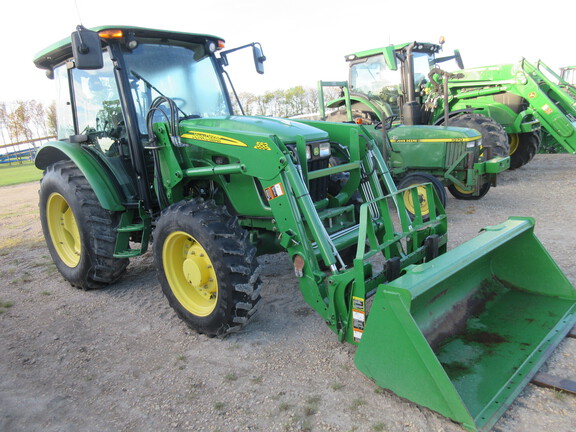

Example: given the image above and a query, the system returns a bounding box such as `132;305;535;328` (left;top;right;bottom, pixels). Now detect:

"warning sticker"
352;296;365;342
542;104;553;114
264;183;285;201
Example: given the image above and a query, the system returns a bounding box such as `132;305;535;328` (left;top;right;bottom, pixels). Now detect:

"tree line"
0;86;340;145
0;100;56;145
233;86;341;118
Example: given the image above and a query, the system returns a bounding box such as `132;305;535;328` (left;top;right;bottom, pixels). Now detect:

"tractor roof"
345;42;442;62
33;25;224;70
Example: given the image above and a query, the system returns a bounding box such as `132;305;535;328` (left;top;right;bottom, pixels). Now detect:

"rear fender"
35;141;125;212
327;95;390;120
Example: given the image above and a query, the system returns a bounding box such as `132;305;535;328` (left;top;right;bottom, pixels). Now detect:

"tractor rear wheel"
39;160;129;289
509;132;540;169
397;172;447;219
448;182;491;200
153;199;261;336
447;113;509;159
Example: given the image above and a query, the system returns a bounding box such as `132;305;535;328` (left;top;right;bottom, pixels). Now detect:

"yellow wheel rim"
453;184;473;195
402;185;430;216
509;133;519;155
163;231;218;317
46;193;81;268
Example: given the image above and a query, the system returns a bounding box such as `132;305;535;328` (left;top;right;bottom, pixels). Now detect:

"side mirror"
253;44;266;75
454;49;464;70
71;26;103;70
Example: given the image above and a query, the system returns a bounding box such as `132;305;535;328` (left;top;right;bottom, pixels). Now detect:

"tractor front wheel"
39;160;128;289
448;182;491;200
397;172;447;219
153;199;261;336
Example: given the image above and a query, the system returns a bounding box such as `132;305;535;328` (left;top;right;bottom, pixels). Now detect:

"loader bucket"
354;217;576;432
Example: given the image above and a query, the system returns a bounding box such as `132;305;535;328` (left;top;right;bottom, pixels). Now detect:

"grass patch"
223;372;238;382
350;398;367;410
330;381;345;391
278;402;292;412
250;375;263;385
0;300;14;314
0;162;42;187
304;395;321;416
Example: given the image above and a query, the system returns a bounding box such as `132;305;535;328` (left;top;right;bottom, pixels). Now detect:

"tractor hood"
388;125;481;142
180;116;329;144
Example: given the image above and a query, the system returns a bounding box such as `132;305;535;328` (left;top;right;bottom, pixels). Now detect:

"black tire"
448;182;491;200
397;172;447;219
39;160;129;289
509;132;540;170
447;113;510;159
153;199;261;336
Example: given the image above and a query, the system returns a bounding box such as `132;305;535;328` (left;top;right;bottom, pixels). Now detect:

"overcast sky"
2;0;573;105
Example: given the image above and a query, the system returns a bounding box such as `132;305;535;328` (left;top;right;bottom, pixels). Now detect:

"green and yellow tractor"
34;26;576;432
326;40;576;168
318;80;508;202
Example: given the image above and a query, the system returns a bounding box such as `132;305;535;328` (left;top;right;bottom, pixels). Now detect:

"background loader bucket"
354;217;576;432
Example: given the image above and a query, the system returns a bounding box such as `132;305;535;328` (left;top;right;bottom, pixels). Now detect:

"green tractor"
326;40;576;169
318;81;509;202
34;26;576;432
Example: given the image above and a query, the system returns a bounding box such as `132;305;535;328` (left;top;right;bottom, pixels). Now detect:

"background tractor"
33;26;576;432
326;40;576;169
318;81;509;202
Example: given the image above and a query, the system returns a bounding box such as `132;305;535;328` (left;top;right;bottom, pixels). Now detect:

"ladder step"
117;223;145;233
114;249;142;258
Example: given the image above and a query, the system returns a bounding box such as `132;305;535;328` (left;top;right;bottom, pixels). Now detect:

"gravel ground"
0;154;575;432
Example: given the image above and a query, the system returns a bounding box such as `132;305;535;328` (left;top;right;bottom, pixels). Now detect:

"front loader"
33;26;576;431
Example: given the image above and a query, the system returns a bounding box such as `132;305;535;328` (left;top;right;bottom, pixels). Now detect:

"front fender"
35;141;125;212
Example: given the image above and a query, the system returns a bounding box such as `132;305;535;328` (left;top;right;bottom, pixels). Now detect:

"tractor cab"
34;26;265;211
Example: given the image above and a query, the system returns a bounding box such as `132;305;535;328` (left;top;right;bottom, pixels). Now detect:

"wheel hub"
163;231;218;316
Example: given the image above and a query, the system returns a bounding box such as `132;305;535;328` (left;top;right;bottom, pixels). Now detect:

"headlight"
318;142;331;158
467;138;481;149
306;142;331;160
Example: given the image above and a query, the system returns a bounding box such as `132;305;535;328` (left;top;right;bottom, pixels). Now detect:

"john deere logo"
313;147;320;156
181;131;247;147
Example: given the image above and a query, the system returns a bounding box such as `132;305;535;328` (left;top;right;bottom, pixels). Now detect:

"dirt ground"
1;154;575;432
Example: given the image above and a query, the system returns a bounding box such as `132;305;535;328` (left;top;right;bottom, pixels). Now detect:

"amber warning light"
98;29;124;39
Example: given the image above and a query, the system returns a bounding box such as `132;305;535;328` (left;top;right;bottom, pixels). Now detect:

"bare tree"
28;100;47;137
46;102;57;136
7;101;33;142
0;102;8;144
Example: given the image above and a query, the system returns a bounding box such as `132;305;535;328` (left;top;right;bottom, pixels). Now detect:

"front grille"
445;141;467;168
308;158;330;201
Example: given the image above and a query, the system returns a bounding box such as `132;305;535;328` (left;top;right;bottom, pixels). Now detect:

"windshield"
350;55;401;96
122;43;230;133
413;52;434;87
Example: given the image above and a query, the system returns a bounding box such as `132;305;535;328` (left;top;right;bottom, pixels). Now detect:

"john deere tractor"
318;80;509;202
34;26;576;432
326;40;576;169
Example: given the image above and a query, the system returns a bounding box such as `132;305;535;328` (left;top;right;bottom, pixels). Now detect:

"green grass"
0;162;42;187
